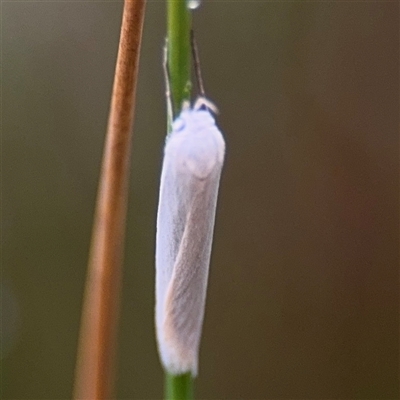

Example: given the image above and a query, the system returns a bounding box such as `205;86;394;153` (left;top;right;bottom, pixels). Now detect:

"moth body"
155;101;225;376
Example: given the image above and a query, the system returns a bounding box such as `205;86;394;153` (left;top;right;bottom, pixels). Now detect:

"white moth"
155;98;225;376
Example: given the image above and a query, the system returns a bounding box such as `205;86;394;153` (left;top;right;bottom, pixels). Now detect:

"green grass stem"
167;0;192;118
164;1;194;398
165;373;194;400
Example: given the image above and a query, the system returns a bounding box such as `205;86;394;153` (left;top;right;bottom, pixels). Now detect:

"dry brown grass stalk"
73;1;146;398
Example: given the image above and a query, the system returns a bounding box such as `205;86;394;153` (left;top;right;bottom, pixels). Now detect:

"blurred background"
2;1;398;399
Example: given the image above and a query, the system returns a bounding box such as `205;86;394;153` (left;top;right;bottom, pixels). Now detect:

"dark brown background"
2;1;398;399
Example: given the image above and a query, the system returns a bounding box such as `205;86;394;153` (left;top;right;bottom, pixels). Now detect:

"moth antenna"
190;29;206;99
163;38;174;126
